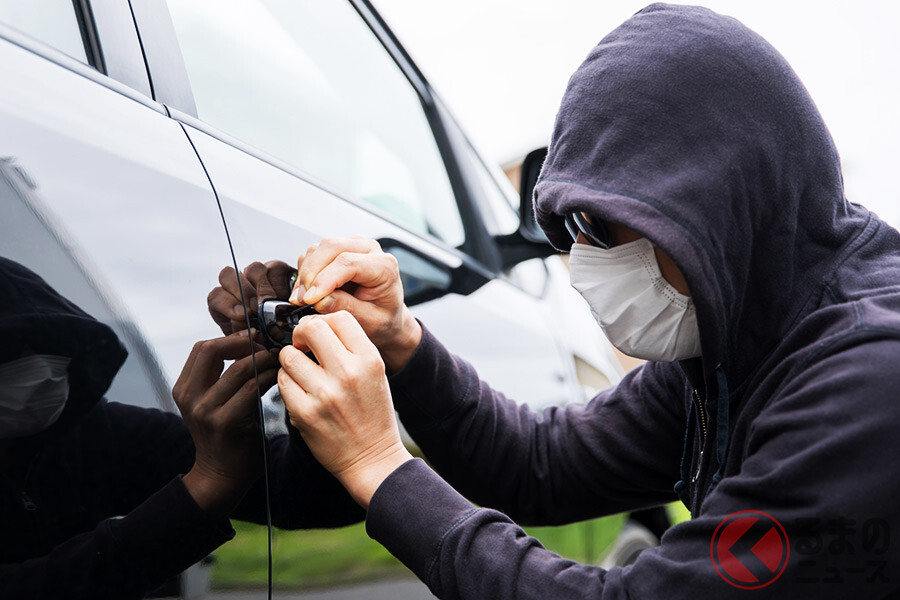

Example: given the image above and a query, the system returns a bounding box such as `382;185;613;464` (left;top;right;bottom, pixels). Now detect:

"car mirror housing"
494;147;555;269
518;147;549;243
379;238;492;306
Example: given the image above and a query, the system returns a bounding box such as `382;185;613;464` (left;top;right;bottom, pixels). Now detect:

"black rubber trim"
73;0;104;72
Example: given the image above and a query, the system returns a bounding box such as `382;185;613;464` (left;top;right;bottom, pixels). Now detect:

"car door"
134;0;584;412
0;2;269;595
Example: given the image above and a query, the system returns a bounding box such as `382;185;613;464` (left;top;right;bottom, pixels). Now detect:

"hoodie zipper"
692;388;708;482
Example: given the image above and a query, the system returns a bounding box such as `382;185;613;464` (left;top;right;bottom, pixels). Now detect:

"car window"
0;0;88;63
167;0;466;248
463;140;520;237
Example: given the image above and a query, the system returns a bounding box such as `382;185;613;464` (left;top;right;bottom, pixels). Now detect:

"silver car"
0;0;628;596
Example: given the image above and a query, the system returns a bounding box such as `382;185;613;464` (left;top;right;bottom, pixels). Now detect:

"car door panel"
0;35;235;410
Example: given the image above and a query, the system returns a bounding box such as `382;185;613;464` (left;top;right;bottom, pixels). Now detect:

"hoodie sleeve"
367;332;900;599
0;477;234;600
386;324;685;525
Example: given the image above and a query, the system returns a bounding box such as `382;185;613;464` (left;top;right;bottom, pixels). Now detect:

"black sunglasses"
565;213;611;249
258;299;317;349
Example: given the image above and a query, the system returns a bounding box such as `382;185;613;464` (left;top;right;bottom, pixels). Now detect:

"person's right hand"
172;329;279;518
207;260;296;335
289;237;422;374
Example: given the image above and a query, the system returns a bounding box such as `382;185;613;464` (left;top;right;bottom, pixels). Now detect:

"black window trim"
73;0;104;72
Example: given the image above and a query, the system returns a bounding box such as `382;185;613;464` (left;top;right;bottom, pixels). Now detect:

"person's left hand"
173;329;279;518
207;260;296;335
277;311;413;508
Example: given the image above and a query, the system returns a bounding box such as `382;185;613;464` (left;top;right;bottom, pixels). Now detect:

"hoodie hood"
534;3;870;384
0;257;127;439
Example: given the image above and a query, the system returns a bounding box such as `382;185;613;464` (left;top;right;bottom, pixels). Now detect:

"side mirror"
494;147;555;269
379;238;492;306
518;147;549;243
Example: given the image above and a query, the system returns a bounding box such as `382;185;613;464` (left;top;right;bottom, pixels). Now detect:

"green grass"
211;521;406;590
211;513;631;590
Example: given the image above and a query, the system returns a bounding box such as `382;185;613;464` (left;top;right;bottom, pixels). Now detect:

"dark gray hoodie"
367;3;900;598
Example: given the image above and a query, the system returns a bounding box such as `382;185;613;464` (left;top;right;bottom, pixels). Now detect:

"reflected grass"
211;513;630;590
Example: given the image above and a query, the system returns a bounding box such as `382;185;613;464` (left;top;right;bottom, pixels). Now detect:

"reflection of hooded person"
0;258;362;598
360;4;900;598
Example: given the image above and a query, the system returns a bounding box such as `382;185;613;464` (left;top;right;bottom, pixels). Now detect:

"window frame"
132;0;504;273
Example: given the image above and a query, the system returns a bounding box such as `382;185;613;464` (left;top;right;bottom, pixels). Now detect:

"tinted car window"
0;0;88;63
168;0;466;247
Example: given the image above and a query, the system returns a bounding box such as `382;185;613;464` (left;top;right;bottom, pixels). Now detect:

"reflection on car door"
0;6;271;595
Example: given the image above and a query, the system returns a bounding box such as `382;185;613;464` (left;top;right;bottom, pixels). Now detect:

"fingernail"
318;295;334;312
302;286;317;303
289;286;300;303
233;304;245;316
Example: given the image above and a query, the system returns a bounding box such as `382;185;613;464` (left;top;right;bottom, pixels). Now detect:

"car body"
0;0;626;595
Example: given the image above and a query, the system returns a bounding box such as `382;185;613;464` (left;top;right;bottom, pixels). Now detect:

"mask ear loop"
192;126;274;600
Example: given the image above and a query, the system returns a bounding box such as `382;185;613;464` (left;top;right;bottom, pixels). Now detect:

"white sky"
372;1;900;226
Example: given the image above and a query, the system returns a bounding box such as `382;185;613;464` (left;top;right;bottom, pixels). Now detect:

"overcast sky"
372;1;900;226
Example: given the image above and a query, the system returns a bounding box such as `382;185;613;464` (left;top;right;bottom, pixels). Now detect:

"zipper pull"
692;449;704;483
20;491;37;511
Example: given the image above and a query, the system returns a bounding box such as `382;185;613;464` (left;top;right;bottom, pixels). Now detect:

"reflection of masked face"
0;355;71;439
569;239;702;362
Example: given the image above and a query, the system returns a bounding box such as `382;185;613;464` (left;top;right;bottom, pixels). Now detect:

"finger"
290;316;350;369
243;261;273;299
219;365;280;423
278;344;328;398
292;243;319;303
295;238;381;303
317;311;377;356
208;286;247;323
311;288;362;315
244;261;290;304
181;330;262;399
221;265;258;313
277;366;313;432
173;338;206;402
208;349;279;411
303;250;395;305
265;261;296;300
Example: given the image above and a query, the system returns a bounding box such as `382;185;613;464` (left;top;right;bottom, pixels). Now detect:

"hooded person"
272;3;900;599
0;257;363;598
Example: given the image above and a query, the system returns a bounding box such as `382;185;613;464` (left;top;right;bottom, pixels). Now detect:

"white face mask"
0;354;71;439
569;238;702;361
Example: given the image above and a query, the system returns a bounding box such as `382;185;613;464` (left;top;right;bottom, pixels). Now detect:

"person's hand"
173;329;279;518
278;311;413;508
207;260;296;335
290;237;422;373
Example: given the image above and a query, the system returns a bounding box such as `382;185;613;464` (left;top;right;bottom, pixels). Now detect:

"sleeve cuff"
365;458;478;582
386;320;438;390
